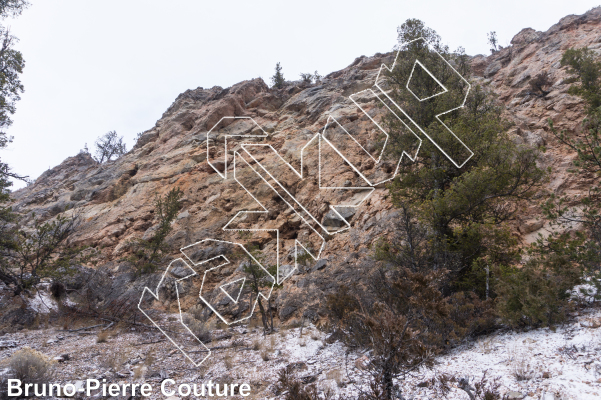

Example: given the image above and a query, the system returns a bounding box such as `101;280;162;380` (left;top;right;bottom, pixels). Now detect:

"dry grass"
249;317;261;330
184;316;212;343
477;336;497;354
132;365;146;380
5;347;55;386
325;369;344;387
512;356;533;381
252;340;261;351
144;349;156;366
285;318;302;329
269;335;276;350
96;330;109;343
260;350;270;361
223;351;234;369
99;351;128;371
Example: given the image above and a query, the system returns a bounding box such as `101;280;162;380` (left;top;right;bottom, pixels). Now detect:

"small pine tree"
487;31;498;53
271;62;285;89
242;245;277;336
313;70;322;83
129;187;183;274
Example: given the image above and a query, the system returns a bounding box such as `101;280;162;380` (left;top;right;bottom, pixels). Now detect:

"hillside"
1;7;601;400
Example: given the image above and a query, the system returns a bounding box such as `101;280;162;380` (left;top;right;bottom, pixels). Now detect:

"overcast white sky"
2;0;600;189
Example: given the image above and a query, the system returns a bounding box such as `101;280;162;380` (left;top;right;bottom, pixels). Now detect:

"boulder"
322;207;356;228
310;259;327;272
1;308;35;329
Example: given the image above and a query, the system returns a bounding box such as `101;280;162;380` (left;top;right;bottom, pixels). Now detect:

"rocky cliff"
9;7;601;322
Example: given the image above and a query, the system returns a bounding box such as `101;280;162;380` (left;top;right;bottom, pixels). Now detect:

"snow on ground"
404;309;601;400
0;308;600;399
28;291;59;313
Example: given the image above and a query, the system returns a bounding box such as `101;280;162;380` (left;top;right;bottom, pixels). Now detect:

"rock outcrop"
9;7;601;321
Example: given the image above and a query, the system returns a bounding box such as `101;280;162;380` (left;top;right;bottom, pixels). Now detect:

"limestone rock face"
470;6;601;242
10;7;601;320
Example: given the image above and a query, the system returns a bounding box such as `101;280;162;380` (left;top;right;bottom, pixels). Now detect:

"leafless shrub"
529;72;552;97
275;366;345;400
99;351;127;371
508;353;534;382
94;130;127;163
7;347;55;387
457;372;507;400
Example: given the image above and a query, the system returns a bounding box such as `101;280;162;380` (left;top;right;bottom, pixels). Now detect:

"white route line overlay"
138;36;474;366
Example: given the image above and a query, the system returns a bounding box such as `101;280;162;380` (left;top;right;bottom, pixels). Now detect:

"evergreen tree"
271;62;285;89
0;0;28;183
380;19;545;294
487;31;498;53
241;245;277;336
129;188;183;274
497;46;601;327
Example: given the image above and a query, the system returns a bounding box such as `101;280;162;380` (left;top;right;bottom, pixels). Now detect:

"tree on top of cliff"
487;31;498;54
338;18;541;398
271;62;285;89
93;130;127;163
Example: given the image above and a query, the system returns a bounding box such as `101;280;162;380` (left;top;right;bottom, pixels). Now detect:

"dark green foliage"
271;62;285;89
382;20;544;297
326;284;358;322
495;46;601;328
129;187;182;274
496;214;597;327
356;18;544;396
560;47;601;111
0;0;27;182
0;212;93;295
0;28;24;139
299;73;313;84
239;245;277;335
